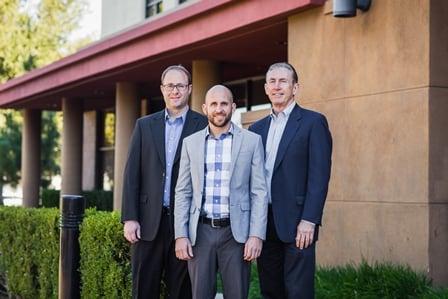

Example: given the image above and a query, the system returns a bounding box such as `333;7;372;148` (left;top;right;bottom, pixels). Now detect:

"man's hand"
295;220;315;250
123;220;141;244
244;236;263;261
175;237;194;260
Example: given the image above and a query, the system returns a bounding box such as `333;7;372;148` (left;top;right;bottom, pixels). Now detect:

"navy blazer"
121;109;208;241
249;104;332;243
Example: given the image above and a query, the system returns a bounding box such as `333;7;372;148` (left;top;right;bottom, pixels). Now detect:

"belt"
199;216;230;228
162;206;171;216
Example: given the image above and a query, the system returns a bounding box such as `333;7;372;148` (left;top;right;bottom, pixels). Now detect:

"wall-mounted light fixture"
333;0;371;18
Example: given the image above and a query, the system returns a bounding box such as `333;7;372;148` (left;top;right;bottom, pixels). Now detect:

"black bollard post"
58;195;85;299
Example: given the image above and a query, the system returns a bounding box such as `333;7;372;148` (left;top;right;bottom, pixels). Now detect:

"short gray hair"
266;62;298;83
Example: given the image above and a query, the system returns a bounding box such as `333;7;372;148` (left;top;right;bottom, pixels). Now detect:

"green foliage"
40;189;60;208
315;261;448;299
1;206;447;299
0;110;62;197
84;190;114;211
0;0;90;197
0;206;59;298
248;263;260;298
79;210;131;298
41;189;113;211
0;0;89;83
41;111;61;188
0;110;22;188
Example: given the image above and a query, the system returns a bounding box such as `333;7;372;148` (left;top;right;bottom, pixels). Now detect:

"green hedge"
79;210;131;298
0;207;59;299
1;206;447;299
41;189;113;211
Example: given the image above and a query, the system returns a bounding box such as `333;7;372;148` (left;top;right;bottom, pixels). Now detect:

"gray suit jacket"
174;124;268;245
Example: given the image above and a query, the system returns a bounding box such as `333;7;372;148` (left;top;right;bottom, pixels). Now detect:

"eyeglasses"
162;83;189;92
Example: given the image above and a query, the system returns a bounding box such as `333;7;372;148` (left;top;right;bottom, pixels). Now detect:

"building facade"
0;0;447;285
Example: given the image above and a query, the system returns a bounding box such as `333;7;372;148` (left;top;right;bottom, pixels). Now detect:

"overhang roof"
0;0;324;110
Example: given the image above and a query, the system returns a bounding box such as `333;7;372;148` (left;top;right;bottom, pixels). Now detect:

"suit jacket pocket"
296;195;305;205
190;205;197;213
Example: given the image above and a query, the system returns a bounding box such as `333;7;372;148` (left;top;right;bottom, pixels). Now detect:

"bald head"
202;84;236;130
205;85;233;104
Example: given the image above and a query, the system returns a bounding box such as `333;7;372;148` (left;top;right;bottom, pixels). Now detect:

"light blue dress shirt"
163;108;188;207
265;101;295;203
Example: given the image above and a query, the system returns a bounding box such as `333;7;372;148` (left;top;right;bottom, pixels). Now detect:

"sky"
69;0;102;42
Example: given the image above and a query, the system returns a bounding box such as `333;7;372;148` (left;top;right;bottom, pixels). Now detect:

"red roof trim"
0;0;325;106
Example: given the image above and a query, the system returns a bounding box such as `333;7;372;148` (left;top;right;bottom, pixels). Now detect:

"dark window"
146;0;163;18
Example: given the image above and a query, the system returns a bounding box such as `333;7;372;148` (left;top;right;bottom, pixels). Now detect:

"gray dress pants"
187;222;250;299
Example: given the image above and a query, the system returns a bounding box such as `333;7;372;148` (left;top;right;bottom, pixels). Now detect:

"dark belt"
199;216;230;228
162;206;171;216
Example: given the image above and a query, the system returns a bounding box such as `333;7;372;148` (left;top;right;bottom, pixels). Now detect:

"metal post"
58;195;85;299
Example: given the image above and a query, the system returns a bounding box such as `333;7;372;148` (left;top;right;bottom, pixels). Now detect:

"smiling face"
264;66;299;113
160;69;191;113
202;85;236;129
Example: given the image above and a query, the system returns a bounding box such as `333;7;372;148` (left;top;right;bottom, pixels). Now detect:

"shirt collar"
165;106;189;123
205;122;234;139
270;100;295;120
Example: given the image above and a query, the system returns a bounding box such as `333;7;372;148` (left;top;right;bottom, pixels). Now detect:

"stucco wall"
288;0;447;285
101;0;145;38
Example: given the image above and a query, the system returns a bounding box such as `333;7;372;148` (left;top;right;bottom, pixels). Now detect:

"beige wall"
101;0;145;38
101;0;191;38
288;0;447;285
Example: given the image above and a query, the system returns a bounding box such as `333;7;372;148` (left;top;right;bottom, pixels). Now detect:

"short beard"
208;113;232;128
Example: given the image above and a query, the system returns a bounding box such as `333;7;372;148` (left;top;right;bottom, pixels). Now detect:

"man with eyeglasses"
249;62;332;299
122;65;208;298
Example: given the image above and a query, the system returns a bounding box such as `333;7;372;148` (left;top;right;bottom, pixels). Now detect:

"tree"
0;0;90;203
41;111;62;189
0;111;22;204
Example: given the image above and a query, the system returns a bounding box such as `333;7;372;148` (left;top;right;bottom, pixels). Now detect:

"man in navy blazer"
121;65;208;298
249;62;332;299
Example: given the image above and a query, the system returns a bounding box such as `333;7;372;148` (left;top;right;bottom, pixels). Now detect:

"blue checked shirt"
203;124;234;219
163;108;188;207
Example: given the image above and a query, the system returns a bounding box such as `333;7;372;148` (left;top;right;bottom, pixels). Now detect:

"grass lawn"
216;261;448;299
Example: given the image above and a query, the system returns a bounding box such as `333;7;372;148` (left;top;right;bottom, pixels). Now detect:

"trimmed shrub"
41;189;59;208
79;210;131;298
0;207;59;299
41;190;113;211
84;190;113;211
1;206;447;299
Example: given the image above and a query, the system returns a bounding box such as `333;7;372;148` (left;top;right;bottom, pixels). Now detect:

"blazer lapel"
150;111;166;167
273;104;302;171
174;110;200;164
229;125;243;178
194;129;207;208
260;116;271;153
